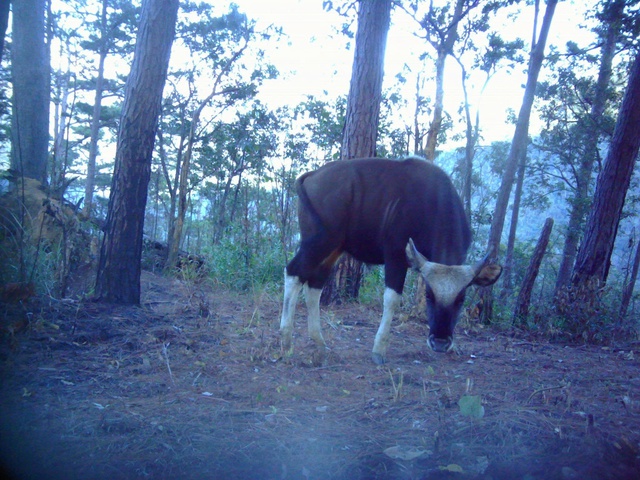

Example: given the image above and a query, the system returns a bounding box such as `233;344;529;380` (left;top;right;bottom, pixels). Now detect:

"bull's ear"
405;239;427;270
472;264;502;287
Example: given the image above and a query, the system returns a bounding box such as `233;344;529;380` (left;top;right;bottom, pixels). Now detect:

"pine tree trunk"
84;0;109;217
480;0;558;323
423;0;465;161
571;49;640;287
501;151;527;297
553;0;622;294
167;118;198;270
51;70;72;193
0;0;9;63
321;0;391;305
514;218;554;321
95;0;179;304
619;230;640;322
11;0;50;184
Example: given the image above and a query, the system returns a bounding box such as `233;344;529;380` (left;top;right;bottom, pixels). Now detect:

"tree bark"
11;0;50;184
166;98;209;269
457;60;476;225
514;217;554;321
95;0;179;304
51;69;72;194
0;0;9;64
553;0;623;294
340;0;390;160
166;42;247;269
321;0;391;305
501;151;527;296
619;229;640;322
84;0;109;217
480;0;558;323
423;0;466;161
571;49;640;287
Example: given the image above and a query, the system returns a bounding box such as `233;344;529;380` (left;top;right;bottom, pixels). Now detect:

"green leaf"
458;395;485;418
440;464;464;473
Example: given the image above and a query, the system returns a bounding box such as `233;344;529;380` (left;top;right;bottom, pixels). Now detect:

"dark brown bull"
280;157;501;364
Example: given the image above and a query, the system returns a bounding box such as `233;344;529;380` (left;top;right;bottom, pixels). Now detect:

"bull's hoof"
371;352;386;365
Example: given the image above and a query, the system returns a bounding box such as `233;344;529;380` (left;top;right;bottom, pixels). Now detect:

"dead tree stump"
514;217;554;321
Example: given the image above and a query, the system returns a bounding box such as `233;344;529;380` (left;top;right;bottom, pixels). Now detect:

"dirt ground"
1;270;639;480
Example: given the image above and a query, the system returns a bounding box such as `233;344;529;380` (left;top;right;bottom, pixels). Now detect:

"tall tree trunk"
158;123;187;247
166;42;247;268
0;0;9;64
571;49;640;287
423;0;465;161
501;151;527;296
11;0;50;184
456;59;485;225
413;74;426;155
51;69;71;193
480;0;558;323
321;0;391;305
84;0;109;217
619;228;640;322
553;0;622;294
166;105;205;269
95;0;179;304
514;218;554;321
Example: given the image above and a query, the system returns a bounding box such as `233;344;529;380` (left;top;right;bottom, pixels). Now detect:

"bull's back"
296;158;470;265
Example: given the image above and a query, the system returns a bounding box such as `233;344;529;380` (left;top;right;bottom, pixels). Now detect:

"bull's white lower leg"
305;286;325;348
372;288;401;364
280;271;303;353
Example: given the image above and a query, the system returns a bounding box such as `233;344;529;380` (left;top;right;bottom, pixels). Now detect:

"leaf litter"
0;270;639;479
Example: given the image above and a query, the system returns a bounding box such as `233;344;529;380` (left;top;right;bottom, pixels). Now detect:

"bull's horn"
473;245;497;274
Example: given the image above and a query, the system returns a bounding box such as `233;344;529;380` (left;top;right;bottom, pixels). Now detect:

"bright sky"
221;0;597;147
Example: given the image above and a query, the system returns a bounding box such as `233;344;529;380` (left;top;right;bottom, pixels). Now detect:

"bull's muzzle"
428;335;454;353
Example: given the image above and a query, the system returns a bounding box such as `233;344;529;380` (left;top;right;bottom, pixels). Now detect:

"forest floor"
1;270;639;480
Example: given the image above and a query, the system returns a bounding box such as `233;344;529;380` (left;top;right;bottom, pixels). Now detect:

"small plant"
359;266;385;306
388;368;404;402
552;280;622;343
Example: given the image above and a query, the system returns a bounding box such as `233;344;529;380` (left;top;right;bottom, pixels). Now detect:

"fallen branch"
527;385;566;404
162;342;176;386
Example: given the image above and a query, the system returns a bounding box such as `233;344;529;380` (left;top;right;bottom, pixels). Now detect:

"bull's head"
406;239;502;353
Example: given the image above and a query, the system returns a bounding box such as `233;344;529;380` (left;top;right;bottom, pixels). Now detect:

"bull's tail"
295;171;326;236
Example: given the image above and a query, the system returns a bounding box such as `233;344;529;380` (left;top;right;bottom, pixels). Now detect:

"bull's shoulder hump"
400;157;446;173
297;158;447;186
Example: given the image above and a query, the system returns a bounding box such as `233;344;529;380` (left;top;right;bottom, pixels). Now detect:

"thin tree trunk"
514;217;554;321
413;74;426;155
167;111;201;269
167;95;214;267
213;174;236;244
619;229;640;322
159;124;186;250
423;0;465;161
166;43;247;269
456;59;485;225
553;0;622;294
501;151;527;296
84;0;108;217
0;0;10;64
51;69;70;192
480;0;558;323
571;49;640;287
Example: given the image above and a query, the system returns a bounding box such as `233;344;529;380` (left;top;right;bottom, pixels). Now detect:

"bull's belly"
344;242;385;265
